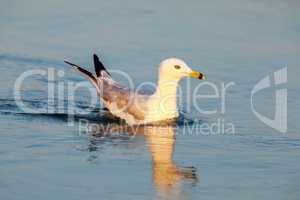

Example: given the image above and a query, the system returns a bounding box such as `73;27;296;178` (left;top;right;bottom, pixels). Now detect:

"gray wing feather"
99;77;148;121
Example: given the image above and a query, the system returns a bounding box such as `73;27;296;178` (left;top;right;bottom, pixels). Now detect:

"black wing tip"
93;53;102;66
93;53;101;77
64;60;75;67
93;52;111;77
93;53;99;59
64;54;110;77
63;59;96;82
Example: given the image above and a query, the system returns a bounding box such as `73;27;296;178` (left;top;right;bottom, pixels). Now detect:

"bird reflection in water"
86;123;198;198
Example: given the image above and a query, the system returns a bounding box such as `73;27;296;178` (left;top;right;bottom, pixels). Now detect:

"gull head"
159;58;206;81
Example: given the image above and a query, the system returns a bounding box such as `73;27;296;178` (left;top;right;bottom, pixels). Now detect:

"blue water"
0;0;300;199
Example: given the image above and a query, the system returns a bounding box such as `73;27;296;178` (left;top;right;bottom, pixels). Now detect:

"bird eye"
174;65;181;69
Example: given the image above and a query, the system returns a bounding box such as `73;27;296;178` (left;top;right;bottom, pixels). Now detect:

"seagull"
64;54;206;125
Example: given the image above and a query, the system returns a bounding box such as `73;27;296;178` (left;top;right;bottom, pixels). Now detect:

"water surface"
0;0;299;199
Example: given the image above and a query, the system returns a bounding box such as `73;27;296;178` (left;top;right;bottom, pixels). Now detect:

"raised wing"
65;54;149;123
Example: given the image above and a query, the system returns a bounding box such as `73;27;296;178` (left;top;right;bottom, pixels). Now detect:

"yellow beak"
189;71;206;80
